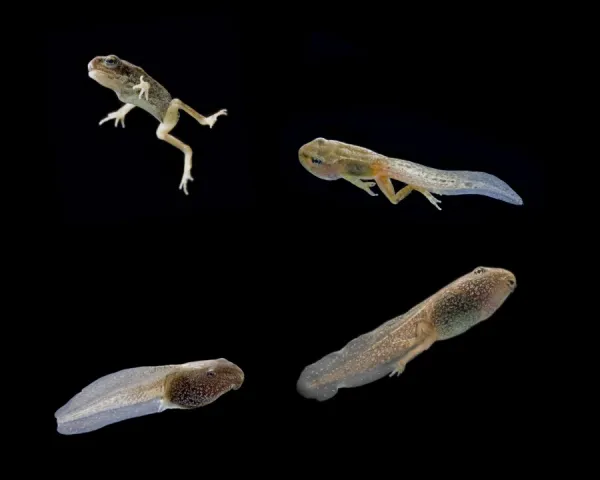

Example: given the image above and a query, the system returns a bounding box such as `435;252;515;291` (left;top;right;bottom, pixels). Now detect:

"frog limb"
415;187;443;210
374;176;414;204
133;75;150;101
342;175;379;196
99;103;136;127
389;320;437;377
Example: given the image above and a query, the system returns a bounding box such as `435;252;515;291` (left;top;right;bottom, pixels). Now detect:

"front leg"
389;321;437;377
375;175;414;205
132;75;150;101
342;175;379;196
99;103;136;127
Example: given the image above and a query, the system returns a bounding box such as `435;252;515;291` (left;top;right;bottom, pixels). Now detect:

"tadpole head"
166;359;245;409
298;137;342;180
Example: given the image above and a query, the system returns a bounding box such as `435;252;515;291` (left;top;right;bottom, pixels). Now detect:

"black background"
45;9;549;452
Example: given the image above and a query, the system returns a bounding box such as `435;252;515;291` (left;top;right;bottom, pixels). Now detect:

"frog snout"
88;57;103;72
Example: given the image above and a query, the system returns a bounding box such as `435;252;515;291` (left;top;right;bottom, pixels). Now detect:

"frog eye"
104;56;118;67
311;157;323;165
206;370;216;378
473;267;486;274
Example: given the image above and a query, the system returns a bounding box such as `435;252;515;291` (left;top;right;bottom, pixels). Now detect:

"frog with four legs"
88;54;227;195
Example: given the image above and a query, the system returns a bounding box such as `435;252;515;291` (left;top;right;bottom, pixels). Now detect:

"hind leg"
389;321;437;377
376;176;441;209
172;98;227;128
415;187;442;210
156;103;195;195
375;176;414;204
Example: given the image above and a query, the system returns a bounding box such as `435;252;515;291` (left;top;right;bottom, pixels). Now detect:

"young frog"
298;137;523;209
88;54;227;195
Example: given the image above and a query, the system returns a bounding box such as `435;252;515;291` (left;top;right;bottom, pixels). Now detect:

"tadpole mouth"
229;365;244;390
298;152;311;168
229;377;244;391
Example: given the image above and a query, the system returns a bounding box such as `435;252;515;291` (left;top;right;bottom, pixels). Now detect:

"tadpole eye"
311;157;323;165
473;267;486;274
206;370;216;378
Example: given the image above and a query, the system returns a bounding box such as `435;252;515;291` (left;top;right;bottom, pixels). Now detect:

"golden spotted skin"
297;267;516;401
88;54;173;122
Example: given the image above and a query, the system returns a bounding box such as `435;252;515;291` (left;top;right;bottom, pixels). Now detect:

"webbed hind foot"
389;362;405;377
415;187;442;210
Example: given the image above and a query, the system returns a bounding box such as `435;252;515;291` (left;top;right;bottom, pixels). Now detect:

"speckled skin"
296;267;516;401
298;138;523;209
165;361;245;408
88;55;173;122
87;54;228;195
55;358;244;435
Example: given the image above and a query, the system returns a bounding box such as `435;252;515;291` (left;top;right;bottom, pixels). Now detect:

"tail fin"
54;365;174;435
296;351;344;401
436;170;523;205
56;398;164;435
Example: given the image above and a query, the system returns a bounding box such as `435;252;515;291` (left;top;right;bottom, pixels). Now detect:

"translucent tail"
56;398;164;435
296;329;392;402
434;170;523;205
54;365;174;435
296;351;345;401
